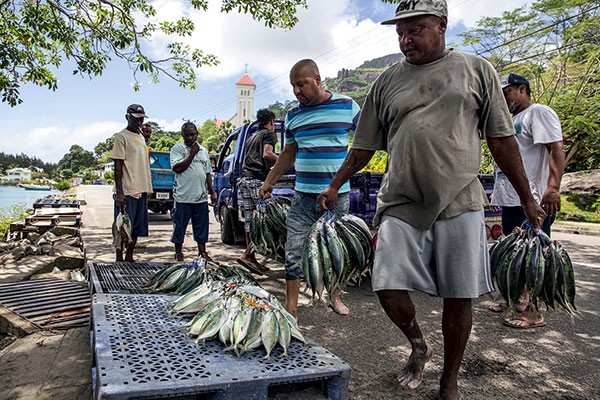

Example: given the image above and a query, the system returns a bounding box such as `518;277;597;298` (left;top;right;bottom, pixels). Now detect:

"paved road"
1;185;597;400
78;185;600;399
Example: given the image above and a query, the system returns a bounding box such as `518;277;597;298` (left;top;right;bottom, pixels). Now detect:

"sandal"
503;317;546;329
237;258;264;276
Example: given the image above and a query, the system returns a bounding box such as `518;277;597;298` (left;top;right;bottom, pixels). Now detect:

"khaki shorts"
372;210;493;298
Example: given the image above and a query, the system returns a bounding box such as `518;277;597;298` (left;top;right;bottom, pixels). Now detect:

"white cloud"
153;118;185;132
147;1;398;81
1;121;122;164
448;0;531;28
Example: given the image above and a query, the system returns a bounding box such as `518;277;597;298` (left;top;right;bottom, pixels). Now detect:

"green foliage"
60;169;73;179
55;179;71;191
104;171;114;181
0;152;56;174
362;151;388;173
0;0;308;106
480;141;495;175
557;194;600;223
58;145;96;175
81;169;98;182
94;137;115;159
0;204;30;242
267;100;297;119
459;0;600;172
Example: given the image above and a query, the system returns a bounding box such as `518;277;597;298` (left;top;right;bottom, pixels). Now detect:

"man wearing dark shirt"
237;109;278;273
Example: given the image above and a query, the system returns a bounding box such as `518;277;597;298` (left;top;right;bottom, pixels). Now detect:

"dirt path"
1;185;599;400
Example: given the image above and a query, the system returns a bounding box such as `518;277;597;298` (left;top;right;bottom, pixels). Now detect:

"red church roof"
236;73;256;88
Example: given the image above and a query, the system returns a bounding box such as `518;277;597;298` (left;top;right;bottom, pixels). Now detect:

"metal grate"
88;262;168;294
33;198;80;209
0;278;90;329
92;293;351;400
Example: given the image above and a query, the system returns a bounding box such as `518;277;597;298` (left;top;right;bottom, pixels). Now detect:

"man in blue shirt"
259;59;361;319
170;122;216;261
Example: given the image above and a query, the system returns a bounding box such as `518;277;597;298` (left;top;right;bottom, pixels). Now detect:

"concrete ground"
0;184;599;400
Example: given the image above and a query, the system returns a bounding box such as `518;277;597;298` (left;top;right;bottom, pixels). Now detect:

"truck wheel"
220;206;235;245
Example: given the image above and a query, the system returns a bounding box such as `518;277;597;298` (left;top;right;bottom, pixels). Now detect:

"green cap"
381;0;448;25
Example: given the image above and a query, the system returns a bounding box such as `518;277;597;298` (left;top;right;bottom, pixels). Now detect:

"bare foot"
198;253;215;263
489;297;528;313
329;295;349;316
397;341;433;390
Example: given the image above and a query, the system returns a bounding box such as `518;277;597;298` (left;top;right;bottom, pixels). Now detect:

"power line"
500;38;592;68
476;4;600;56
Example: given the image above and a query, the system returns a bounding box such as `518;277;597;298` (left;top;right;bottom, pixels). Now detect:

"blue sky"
0;0;530;164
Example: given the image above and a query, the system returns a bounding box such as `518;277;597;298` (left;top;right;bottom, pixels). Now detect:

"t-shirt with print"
109;128;152;196
242;128;277;181
285;92;360;194
352;50;514;229
491;104;562;207
170;141;212;204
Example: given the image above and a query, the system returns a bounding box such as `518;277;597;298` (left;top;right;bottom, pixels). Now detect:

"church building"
228;73;256;128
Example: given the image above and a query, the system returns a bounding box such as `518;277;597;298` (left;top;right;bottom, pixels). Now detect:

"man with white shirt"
490;73;565;328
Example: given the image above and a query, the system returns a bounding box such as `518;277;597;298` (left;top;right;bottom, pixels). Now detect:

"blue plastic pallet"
92;293;351;400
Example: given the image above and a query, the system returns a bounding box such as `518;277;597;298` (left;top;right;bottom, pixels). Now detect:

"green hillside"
322;53;402;106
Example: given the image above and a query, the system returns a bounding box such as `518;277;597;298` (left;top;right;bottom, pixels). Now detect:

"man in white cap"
109;104;153;262
489;73;564;328
318;1;545;398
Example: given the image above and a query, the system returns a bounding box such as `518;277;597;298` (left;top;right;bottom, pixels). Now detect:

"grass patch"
0;204;31;242
556;194;600;223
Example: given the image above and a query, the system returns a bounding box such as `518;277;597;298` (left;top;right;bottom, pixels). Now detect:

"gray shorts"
372;210;493;298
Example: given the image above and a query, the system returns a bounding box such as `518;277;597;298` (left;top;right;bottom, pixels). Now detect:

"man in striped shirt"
259;59;361;319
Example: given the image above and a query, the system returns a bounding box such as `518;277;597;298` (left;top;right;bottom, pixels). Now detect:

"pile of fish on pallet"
144;257;305;359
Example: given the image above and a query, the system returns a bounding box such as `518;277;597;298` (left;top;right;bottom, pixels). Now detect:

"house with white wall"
5;167;32;182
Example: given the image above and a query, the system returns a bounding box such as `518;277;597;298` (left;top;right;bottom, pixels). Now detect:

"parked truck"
148;150;175;214
212;120;502;245
212;120;382;245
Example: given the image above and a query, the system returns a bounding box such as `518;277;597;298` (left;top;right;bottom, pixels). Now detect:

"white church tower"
230;72;256;128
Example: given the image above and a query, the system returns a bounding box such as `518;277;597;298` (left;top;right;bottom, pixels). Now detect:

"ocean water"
0;186;58;213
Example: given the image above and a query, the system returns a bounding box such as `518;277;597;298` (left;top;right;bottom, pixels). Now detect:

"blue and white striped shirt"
285;92;360;194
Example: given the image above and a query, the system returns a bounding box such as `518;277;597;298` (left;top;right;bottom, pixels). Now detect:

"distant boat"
19;184;52;191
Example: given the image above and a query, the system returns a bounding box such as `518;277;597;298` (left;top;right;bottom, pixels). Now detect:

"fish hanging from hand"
112;209;133;251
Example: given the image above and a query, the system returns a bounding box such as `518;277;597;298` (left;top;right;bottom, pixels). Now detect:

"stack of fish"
490;227;578;316
249;196;292;261
143;257;255;295
301;211;374;300
171;278;306;358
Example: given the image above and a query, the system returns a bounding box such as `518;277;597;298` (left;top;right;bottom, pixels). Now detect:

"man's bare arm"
541;141;565;216
114;159;126;208
262;143;278;163
330;149;376;190
318;149;376;210
260;143;297;198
